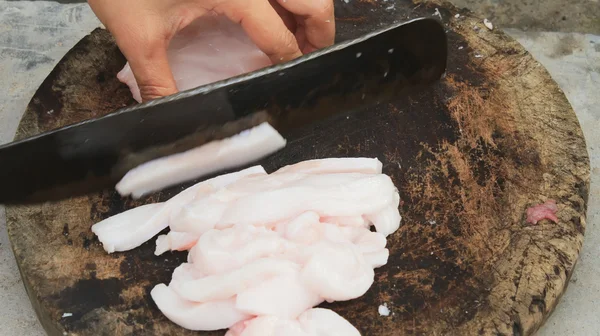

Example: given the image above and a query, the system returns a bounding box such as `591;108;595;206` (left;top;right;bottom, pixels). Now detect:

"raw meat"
116;122;285;199
151;284;251;331
301;241;375;301
526;200;559;224
92;158;402;335
91;203;164;253
188;226;288;275
154;231;199;256
274;157;383;175
118;13;272;103
225;308;361;336
171;258;301;302
93;166;266;253
170;173;396;235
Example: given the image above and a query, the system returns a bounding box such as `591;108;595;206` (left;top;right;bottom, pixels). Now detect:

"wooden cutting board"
6;0;590;335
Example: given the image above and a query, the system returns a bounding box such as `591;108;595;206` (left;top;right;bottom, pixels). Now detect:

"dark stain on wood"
5;0;590;335
53;276;124;327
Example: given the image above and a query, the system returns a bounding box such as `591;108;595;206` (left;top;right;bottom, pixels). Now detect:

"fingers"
223;0;302;64
268;0;297;34
111;12;180;102
276;0;335;53
125;40;179;102
88;0;189;102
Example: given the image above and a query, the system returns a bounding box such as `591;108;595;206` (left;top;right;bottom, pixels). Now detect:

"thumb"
87;0;179;102
125;40;178;102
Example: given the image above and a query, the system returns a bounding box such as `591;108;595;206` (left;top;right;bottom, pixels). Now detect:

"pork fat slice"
93;158;402;335
92;166;266;253
115;122;285;199
225;308;361;336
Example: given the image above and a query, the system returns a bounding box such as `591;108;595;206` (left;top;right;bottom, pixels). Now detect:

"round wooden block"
6;0;590;335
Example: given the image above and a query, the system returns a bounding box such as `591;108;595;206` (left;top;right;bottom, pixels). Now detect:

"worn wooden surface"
5;0;590;335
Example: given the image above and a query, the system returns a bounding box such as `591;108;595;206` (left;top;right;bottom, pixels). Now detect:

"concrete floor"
452;0;600;34
0;1;598;335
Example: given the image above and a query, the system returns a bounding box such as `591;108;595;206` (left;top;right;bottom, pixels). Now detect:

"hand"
88;0;335;102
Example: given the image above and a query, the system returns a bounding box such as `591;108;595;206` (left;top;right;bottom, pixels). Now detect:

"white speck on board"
62;313;72;318
378;304;391;316
484;18;494;30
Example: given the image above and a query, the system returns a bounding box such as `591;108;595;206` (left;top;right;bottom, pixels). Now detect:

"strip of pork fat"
92;166;266;253
93;158;401;335
225;309;361;336
154;231;199;255
116;122;285;199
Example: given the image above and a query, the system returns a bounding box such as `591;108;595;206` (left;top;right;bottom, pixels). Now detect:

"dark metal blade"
0;17;447;205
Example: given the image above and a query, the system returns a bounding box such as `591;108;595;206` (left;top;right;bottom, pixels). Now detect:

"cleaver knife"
0;17;447;205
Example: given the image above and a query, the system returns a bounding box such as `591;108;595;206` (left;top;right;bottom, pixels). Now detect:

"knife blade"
0;17;447;205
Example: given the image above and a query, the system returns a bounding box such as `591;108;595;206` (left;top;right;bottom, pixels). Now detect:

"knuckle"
138;84;175;101
265;31;299;60
279;31;298;52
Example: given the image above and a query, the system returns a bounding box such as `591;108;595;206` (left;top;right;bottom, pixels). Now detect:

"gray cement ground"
0;1;598;335
452;0;600;34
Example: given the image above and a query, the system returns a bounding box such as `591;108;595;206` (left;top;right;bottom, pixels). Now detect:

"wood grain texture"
6;0;590;335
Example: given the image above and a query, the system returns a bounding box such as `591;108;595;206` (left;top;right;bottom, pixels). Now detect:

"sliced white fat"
169;172;397;237
116;122;286;199
91;203;164;253
169;263;205;285
225;316;309;336
301;241;375;302
298;308;361;336
363;249;390;268
236;273;323;319
188;226;286;275
219;174;397;227
366;204;401;237
354;231;387;254
151;284;250;331
94;155;404;335
321;215;368;228
155;231;199;256
172;258;301;303
225;308;360;336
274;157;382;175
93;166;266;253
